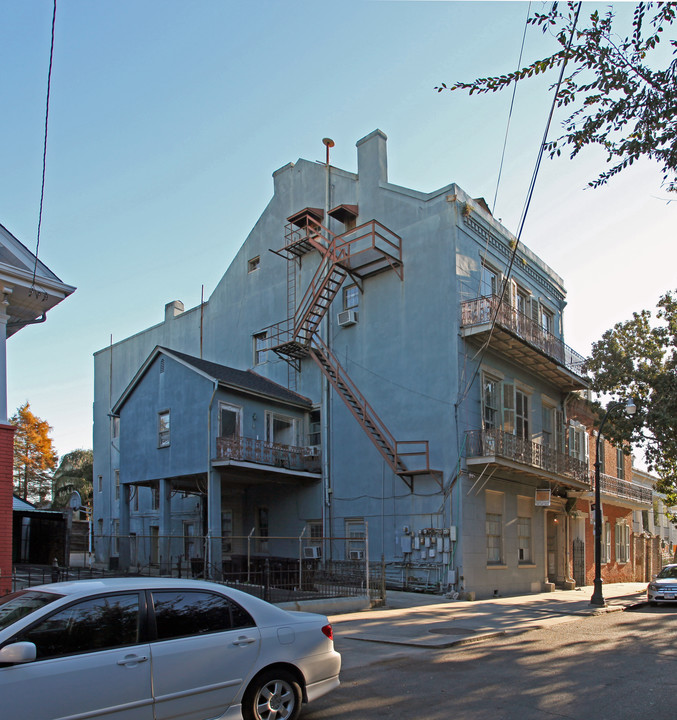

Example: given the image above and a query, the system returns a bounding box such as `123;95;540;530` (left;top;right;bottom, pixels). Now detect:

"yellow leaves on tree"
11;402;58;504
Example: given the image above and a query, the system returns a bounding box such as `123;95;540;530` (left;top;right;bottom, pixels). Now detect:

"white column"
0;288;12;425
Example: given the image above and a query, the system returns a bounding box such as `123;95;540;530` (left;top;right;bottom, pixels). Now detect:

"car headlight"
649;583;659;591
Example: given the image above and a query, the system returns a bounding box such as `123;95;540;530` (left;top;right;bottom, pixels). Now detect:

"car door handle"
117;654;149;666
233;636;256;646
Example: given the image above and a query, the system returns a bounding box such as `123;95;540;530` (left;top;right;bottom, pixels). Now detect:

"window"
601;521;611;563
132;487;139;512
253;331;267;365
151;591;254;641
515;389;529;440
568;423;588;462
309;409;321;446
345;519;366;560
256;507;269;552
616;522;630;563
112;416;120;439
502;384;530;439
540;306;554;335
184;522;199;559
114;469;120;501
248;256;260;273
482;374;501;431
15;594;140;660
151;485;160;511
97;475;102;493
481;263;498;297
486;491;504;565
616;448;625;480
517;496;533;564
265;411;299;446
158;410;170;448
219;403;241;438
222;510;233;554
343;284;359;311
111;520;119;556
150;526;159;564
542;404;554;447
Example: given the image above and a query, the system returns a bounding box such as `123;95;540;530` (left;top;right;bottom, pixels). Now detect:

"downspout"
206;380;219;574
322;142;333;556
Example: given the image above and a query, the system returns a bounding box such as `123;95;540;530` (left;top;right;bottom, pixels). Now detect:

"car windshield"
656;566;677;580
0;590;62;631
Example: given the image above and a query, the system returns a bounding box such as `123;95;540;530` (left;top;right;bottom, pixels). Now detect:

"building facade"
93;130;646;598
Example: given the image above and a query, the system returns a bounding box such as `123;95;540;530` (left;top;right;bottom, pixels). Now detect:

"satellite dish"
68;491;82;511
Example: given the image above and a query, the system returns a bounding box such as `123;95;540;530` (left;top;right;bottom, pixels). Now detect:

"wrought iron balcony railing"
215;436;321;473
461;295;586;377
465;429;590;485
599;473;653;505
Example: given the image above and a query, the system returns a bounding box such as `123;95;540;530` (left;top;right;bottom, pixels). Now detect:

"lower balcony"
213;436;321;483
465;429;590;488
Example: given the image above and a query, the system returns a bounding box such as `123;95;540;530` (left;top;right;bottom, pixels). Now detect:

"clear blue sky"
1;1;674;457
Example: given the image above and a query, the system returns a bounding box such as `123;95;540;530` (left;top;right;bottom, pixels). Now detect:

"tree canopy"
11;402;58;504
585;290;677;502
437;2;677;192
52;449;93;510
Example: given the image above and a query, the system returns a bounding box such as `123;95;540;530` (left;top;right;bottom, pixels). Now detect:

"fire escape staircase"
266;210;441;490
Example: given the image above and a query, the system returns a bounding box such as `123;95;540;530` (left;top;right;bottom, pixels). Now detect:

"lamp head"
625;398;637;416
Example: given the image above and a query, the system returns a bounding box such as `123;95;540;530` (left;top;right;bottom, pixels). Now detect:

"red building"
0;223;74;594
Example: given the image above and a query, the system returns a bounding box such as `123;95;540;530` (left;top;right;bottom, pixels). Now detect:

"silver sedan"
0;577;340;720
648;563;677;605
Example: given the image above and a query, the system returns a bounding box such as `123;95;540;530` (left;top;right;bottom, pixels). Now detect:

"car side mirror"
0;642;37;664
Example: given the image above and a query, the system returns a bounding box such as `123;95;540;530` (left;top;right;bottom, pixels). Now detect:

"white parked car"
0;577;340;720
648;563;677;605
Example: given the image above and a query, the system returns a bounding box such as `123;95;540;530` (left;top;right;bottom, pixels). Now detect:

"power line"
31;0;57;293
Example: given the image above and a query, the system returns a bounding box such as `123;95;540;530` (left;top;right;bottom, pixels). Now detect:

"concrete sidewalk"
329;583;648;659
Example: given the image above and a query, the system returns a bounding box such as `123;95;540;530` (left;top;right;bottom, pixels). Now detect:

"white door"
149;590;261;720
1;592;152;720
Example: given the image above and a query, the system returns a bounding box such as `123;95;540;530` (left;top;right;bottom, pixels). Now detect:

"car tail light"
321;624;333;640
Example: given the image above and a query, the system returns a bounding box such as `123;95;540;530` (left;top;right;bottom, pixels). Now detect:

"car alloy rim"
255;679;296;720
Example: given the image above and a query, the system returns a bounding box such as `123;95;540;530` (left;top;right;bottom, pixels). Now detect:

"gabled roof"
112;346;313;414
13;495;36;511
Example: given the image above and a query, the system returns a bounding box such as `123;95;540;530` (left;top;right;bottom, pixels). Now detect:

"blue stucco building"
94;130;605;598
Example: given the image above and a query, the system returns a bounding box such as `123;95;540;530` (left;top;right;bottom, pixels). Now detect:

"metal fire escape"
266;207;440;490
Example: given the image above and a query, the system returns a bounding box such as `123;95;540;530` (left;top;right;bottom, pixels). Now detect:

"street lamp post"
590;398;636;607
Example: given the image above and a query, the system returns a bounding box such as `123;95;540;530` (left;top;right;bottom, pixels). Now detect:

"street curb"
343;629;507;649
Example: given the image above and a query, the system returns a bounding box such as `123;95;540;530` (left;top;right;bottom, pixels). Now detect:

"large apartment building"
92;130;651;598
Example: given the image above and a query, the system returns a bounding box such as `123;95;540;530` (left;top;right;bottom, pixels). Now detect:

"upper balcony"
465;428;590;490
213;436;321;483
460;295;588;391
599;472;653;507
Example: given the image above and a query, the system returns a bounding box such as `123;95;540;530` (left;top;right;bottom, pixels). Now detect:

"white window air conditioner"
303;445;321;457
349;550;365;560
337;310;359;327
303;546;321;559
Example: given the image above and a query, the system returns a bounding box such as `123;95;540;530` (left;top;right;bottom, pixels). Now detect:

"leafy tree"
585;290;677;503
52;449;93;510
11;402;58;504
437;2;677;192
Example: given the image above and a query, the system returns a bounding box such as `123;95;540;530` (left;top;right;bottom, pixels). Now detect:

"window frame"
343;284;359;311
253;331;267;366
247;256;260;273
158;410;170;448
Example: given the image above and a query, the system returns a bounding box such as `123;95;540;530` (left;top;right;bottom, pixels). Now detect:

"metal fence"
12;533;386;606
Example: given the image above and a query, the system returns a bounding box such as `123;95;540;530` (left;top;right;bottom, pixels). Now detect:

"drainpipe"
205;380;219;576
321;141;333;556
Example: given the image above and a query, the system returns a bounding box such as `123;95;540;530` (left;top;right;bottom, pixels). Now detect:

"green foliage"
586;290;677;503
52;449;94;509
436;2;677;192
11;402;58;504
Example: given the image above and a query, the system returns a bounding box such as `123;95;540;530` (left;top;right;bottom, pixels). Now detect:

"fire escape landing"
266;209;440;491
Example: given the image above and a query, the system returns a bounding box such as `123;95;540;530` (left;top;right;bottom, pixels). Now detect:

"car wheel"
242;669;302;720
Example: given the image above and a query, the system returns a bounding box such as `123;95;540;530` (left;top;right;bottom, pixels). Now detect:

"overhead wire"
454;1;583;413
31;0;57;296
